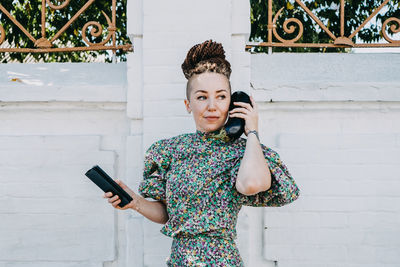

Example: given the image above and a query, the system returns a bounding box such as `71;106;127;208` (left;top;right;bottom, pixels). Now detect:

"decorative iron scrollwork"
82;11;113;46
46;0;71;10
382;17;400;45
0;0;132;54
273;7;304;43
247;0;400;49
0;24;5;45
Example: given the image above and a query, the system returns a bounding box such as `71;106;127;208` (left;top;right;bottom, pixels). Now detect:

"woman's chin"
202;125;224;132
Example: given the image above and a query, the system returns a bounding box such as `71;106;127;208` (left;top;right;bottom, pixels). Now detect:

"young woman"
103;40;300;266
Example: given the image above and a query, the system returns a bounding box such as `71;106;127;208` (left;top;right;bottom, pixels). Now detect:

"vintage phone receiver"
85;165;133;208
224;91;252;141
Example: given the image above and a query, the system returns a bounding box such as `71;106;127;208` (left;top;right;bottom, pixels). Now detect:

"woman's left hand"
228;95;259;136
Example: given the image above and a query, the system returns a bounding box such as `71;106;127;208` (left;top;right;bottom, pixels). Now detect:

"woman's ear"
184;99;191;114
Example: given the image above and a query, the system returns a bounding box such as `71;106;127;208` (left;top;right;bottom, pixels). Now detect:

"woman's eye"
218;95;226;99
197;96;206;100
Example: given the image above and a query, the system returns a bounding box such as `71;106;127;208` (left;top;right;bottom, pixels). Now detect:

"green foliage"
249;0;400;52
0;0;130;62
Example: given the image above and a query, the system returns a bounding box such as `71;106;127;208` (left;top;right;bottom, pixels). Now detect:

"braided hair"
181;40;232;99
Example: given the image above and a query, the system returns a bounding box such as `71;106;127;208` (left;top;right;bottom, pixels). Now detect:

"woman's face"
184;72;231;133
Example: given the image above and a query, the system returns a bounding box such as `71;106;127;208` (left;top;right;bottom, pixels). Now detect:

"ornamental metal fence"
246;0;400;50
0;0;132;55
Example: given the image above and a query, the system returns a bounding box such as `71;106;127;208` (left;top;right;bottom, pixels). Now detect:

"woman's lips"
205;116;219;121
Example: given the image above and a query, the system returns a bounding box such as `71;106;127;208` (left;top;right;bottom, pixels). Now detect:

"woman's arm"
104;180;169;225
228;95;272;195
235;133;271;195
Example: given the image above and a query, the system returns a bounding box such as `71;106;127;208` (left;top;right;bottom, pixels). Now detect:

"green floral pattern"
138;129;300;266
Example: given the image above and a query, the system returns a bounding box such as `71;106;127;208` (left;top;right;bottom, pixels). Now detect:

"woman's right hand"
103;180;140;211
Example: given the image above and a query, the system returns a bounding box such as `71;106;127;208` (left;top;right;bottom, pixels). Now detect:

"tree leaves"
0;0;130;62
249;0;399;53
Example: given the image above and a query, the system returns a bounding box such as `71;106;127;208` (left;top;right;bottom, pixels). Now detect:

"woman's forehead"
190;73;230;91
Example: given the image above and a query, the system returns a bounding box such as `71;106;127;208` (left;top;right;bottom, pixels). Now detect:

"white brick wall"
0;64;130;267
252;54;400;267
1;0;400;266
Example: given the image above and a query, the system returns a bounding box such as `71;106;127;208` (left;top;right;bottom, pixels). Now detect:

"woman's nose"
207;99;216;110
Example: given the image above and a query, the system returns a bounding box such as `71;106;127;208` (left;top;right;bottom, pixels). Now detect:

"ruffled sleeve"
138;139;172;203
231;144;300;207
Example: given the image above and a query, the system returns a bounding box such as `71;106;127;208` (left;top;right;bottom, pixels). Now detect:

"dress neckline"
195;128;232;143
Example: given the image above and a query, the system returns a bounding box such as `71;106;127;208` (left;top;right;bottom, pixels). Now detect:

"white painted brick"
130;120;143;136
0;164;114;183
298;180;400;197
364;230;400;246
126;217;144;267
264;211;294;228
294;245;347;261
143;0;231;16
99;135;126;152
295;196;400;212
143;66;185;84
264;245;293;261
143;100;187;117
0;109;128;136
232;50;251;67
2;262;102;267
143;49;186;67
143;83;186;101
143;0;231;34
3;181;103;199
0;136;101;151
277;148;400;164
231;66;251;92
143;13;230;33
127;0;143;35
251;54;400;83
278;261;333;267
0;64;127;102
0;227;114;261
376;247;400;264
347;246;378;263
265;212;320;228
319;212;348;228
127;36;143;119
277;133;398;149
0;150;114;166
0;197;113;215
231;0;250;35
143;32;232;51
291;163;400;181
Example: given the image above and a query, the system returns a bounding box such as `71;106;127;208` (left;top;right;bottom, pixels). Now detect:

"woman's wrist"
248;130;260;141
131;193;142;212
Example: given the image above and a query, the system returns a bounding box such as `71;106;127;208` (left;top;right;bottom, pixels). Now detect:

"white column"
126;0;145;266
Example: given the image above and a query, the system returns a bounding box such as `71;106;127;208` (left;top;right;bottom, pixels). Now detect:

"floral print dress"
138;129;300;266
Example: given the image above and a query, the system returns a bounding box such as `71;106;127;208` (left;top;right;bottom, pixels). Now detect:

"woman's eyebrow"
194;89;228;94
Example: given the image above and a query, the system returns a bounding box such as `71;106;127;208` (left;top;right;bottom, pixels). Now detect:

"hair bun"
181;39;231;80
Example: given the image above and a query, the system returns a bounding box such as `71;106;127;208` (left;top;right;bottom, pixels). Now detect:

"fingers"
103;192;120;207
116;180;135;196
108;194;119;203
233;101;253;110
229;112;247;119
229;107;250;115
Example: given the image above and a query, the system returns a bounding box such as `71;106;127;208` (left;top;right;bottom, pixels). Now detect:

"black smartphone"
223;91;252;141
85;165;133;208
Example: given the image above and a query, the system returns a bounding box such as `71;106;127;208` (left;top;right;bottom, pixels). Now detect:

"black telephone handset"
223;91;252;141
85;165;133;208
